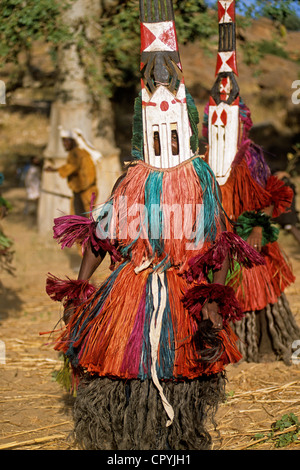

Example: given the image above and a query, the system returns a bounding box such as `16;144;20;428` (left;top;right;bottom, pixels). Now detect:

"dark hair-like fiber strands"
72;373;226;450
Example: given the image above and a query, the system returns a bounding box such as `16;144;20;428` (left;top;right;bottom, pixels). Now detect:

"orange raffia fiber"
162;160;207;273
166;269;242;378
111;162;151;268
220;159;272;225
56;263;149;378
220;158;295;312
229;241;295;312
54;264;242;379
111;159;221;271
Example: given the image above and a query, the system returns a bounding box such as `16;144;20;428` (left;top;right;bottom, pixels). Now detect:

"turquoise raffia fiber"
192;158;220;244
144;169;164;257
94;158;221;260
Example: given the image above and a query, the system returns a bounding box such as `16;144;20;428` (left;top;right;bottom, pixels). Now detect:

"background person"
45;128;101;216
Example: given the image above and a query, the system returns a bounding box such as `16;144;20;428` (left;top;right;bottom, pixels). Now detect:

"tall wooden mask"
208;0;240;185
139;0;194;168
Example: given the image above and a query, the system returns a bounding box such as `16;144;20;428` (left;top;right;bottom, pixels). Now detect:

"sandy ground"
0;183;300;451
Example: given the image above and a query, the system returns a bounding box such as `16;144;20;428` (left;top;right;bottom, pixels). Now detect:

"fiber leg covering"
73;374;226;450
234;311;259;362
233;293;300;364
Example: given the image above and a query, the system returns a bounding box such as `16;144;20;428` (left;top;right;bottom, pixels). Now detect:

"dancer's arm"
77;243;106;281
247;204;274;252
63;244;106;324
202;185;229;330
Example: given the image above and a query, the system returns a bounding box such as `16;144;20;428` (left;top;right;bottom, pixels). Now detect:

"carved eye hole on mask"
153;129;161;156
171;124;179;156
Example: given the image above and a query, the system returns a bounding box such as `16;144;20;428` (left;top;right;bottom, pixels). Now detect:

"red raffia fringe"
265;175;293;219
220;160;271;225
46;273;96;306
182;283;243;325
221;162;293;224
53;191;121;261
53;214;121;262
187;231;265;283
228;241;295;311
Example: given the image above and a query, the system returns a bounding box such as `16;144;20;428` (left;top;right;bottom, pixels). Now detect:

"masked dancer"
202;0;300;364
46;0;264;450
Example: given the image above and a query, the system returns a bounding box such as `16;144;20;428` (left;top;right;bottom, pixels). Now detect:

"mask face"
139;1;193;169
207;0;240;185
142;81;193;168
208;95;240;185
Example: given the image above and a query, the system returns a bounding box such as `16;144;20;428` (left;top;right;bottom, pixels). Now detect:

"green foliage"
260;0;299;27
272;413;299;432
173;0;217;43
1;0;298;99
237;0;300;30
52;354;76;396
241;41;264;66
225;390;235;400
237;1;299;66
257;39;290;59
0;196;12;211
253;413;300;448
0;0;73;64
97;0;217;96
241;35;296;68
284;11;300;31
98;0;141;96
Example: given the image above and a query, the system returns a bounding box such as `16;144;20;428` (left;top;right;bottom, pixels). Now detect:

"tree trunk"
38;0;121;235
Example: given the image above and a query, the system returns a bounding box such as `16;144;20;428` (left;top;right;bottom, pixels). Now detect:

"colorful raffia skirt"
53;261;242;450
55;261;242;379
228;241;295;312
227;241;299;363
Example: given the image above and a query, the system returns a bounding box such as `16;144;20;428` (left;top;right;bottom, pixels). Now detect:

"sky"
205;0;300;18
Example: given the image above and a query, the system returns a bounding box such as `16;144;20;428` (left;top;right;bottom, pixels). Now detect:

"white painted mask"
207;0;240;185
208;76;240;185
139;3;194;168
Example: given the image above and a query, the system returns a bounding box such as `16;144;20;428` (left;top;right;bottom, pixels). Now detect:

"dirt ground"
1;183;300;451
